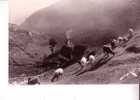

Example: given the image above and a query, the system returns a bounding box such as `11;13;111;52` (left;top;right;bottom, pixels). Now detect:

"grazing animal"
123;36;128;42
27;77;40;85
128;28;134;39
51;68;64;82
118;36;123;42
73;56;88;75
79;56;88;69
87;55;96;65
103;44;115;57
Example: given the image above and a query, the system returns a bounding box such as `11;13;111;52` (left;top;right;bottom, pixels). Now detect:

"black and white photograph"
9;0;140;85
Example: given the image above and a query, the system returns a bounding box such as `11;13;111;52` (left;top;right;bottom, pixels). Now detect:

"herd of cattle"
12;28;135;85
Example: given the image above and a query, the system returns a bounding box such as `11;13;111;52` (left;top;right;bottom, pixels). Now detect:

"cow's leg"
56;75;59;81
51;74;57;82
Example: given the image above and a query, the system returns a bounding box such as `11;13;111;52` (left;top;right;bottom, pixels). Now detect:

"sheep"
118;36;124;42
122;36;128;42
103;44;115;58
79;56;88;70
117;36;129;47
128;28;134;39
87;55;96;65
51;68;64;82
27;77;40;85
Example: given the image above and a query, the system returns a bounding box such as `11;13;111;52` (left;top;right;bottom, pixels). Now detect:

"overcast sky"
9;0;59;25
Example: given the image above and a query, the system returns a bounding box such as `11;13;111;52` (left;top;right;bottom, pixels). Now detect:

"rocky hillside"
9;23;51;78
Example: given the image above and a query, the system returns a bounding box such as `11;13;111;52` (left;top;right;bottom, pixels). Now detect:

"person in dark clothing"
103;44;115;58
110;39;116;49
60;45;73;60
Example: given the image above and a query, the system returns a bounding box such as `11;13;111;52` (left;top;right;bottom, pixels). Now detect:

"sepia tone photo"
9;0;140;85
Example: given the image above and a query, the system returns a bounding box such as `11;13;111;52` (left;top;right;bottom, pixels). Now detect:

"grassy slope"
9;27;51;78
9;30;140;84
43;31;140;84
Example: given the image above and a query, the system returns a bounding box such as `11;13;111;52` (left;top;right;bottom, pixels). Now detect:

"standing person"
103;44;115;58
110;39;117;49
65;38;74;60
49;38;57;54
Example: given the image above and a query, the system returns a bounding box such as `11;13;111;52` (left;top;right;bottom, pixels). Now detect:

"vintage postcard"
0;0;139;100
9;0;140;85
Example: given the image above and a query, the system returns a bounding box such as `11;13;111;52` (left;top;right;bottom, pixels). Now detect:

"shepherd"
103;44;115;58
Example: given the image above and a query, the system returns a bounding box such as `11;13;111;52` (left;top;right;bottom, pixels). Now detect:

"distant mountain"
21;0;140;46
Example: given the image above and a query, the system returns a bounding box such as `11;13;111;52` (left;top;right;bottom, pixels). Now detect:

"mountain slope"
54;31;140;84
21;0;140;46
9;30;140;84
